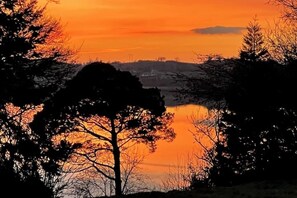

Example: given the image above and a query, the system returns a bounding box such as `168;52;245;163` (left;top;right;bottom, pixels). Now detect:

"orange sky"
42;0;281;63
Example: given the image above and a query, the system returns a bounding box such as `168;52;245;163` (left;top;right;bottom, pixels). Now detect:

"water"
137;104;209;189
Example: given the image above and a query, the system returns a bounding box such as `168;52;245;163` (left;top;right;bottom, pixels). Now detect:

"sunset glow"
39;0;283;184
3;0;297;196
41;0;281;63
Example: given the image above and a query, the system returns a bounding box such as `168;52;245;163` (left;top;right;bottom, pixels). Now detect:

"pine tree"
240;18;270;62
0;1;76;196
0;0;73;105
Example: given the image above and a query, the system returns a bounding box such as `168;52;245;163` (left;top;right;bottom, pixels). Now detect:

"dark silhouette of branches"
0;0;76;106
271;0;297;21
267;21;297;64
0;0;77;196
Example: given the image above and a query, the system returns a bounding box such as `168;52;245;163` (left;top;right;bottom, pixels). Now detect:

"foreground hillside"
123;180;297;198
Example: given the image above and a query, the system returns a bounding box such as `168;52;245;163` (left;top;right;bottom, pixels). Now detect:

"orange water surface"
138;104;209;187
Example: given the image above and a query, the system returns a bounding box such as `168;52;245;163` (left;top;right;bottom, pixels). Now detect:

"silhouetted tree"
0;0;73;105
267;21;297;64
240;18;270;62
180;48;297;187
174;55;233;186
182;58;297;186
267;1;297;64
272;0;297;21
0;0;76;196
0;103;76;197
32;62;175;197
189;105;225;187
175;8;297;189
207;60;297;185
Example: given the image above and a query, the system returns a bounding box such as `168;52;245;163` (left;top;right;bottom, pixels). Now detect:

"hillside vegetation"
122;180;297;198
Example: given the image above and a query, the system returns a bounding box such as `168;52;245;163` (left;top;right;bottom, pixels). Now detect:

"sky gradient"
42;0;281;63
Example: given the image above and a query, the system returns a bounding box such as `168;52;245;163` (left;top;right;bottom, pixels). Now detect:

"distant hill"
112;60;197;74
112;60;199;106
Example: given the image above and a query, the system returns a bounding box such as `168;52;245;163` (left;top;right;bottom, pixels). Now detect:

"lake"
136;104;210;190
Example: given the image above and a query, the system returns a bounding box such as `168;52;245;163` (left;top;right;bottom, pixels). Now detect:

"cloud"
131;30;182;34
192;26;245;35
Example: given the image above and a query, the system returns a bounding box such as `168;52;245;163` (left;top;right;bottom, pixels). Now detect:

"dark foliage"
0;164;53;197
0;0;73;106
0;0;76;196
182;17;297;187
208;60;297;186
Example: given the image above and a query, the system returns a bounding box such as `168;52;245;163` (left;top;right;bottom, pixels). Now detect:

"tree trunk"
111;118;122;197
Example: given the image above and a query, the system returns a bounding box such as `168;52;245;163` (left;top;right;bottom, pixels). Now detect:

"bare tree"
266;1;297;64
271;0;297;21
161;154;201;192
266;21;297;64
121;149;151;195
67;149;151;197
188;102;225;186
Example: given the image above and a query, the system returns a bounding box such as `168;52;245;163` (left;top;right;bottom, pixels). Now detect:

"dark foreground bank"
99;180;297;198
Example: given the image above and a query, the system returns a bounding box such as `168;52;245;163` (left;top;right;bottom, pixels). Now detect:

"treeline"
181;2;297;188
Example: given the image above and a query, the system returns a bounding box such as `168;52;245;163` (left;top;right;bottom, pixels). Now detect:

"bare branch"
75;120;112;143
74;152;114;170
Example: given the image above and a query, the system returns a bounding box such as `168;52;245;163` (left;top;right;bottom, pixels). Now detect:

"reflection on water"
138;104;209;188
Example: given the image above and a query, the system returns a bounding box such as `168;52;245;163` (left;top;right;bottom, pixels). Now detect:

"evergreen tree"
208;61;297;185
0;0;72;105
240;18;270;62
0;0;76;196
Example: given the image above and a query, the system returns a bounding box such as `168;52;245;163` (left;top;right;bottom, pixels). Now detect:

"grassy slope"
124;180;297;198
